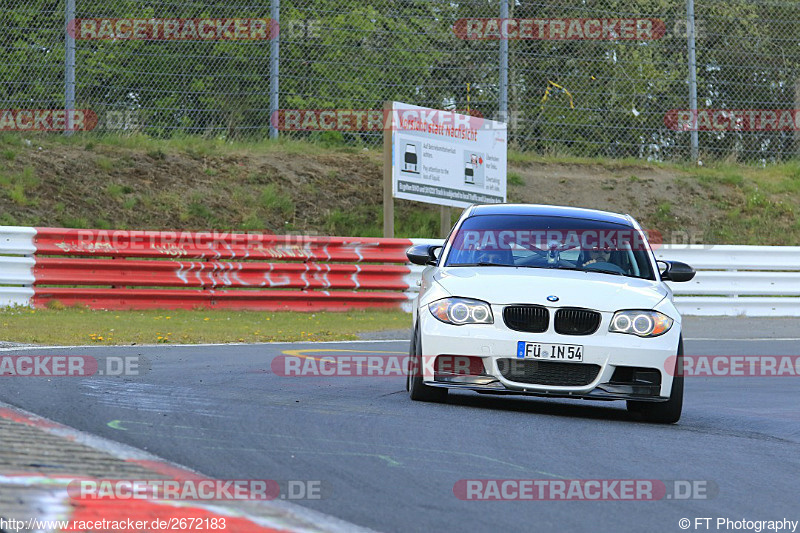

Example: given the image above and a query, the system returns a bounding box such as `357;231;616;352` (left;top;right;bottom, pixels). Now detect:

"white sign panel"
391;102;507;208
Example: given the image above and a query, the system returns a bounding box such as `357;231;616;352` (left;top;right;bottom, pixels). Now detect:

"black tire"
627;337;684;424
408;324;448;402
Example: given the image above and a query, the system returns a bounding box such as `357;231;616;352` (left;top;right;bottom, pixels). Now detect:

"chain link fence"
2;0;800;161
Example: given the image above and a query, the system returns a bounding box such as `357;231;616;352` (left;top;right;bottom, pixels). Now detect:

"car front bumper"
418;305;681;402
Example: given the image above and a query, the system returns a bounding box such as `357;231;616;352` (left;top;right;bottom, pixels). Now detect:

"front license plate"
517;341;583;362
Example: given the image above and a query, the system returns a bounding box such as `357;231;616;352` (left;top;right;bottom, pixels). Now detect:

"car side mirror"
406;244;441;266
658;260;696;282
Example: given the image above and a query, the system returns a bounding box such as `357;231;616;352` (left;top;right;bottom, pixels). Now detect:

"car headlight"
429;298;493;325
609;310;673;337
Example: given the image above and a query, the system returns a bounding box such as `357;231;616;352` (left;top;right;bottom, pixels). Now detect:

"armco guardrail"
652;245;800;317
0;226;435;311
1;227;799;316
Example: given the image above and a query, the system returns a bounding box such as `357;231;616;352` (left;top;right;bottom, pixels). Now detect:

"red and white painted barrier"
3;225;800;315
0;226;429;311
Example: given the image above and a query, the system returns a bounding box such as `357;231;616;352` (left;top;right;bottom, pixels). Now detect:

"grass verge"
2;132;800;242
0;308;410;345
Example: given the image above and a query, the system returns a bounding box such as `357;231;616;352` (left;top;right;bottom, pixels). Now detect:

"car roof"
466;204;634;226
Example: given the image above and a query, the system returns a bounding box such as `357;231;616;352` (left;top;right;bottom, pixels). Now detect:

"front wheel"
627;337;684;424
408;324;448;403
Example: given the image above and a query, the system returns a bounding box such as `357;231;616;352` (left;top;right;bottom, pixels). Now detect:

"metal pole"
440;207;451;238
382;101;394;238
686;0;699;161
65;0;76;135
268;0;280;139
794;79;800;157
498;0;508;123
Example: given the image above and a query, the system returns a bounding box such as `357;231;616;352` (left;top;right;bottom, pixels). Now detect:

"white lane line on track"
685;337;800;342
2;337;799;352
0;339;410;351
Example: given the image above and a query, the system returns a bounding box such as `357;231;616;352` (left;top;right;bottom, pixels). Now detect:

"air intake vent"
497;359;601;386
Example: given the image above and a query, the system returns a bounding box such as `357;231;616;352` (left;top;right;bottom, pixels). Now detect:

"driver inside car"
578;244;633;275
476;248;514;265
582;246;613;267
477;251;503;264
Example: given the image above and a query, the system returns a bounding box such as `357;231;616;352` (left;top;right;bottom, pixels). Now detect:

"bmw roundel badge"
547;295;559;302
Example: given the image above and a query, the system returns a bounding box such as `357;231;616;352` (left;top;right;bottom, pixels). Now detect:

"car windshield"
444;214;656;280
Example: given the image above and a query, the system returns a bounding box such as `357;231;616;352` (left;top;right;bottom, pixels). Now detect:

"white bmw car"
406;204;695;424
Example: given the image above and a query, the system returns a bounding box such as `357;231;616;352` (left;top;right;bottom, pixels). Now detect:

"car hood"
432;266;668;312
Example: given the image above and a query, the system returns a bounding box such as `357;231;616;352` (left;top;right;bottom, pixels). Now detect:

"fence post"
440;207;451;238
686;0;699;161
795;79;800;156
498;0;509;123
383;101;394;238
269;0;280;139
65;0;76;135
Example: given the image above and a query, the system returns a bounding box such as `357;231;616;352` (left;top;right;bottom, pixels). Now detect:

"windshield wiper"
585;268;624;276
519;264;627;277
448;262;515;267
518;265;581;271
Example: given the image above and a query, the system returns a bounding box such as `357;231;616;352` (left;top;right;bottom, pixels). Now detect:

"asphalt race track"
1;318;799;532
